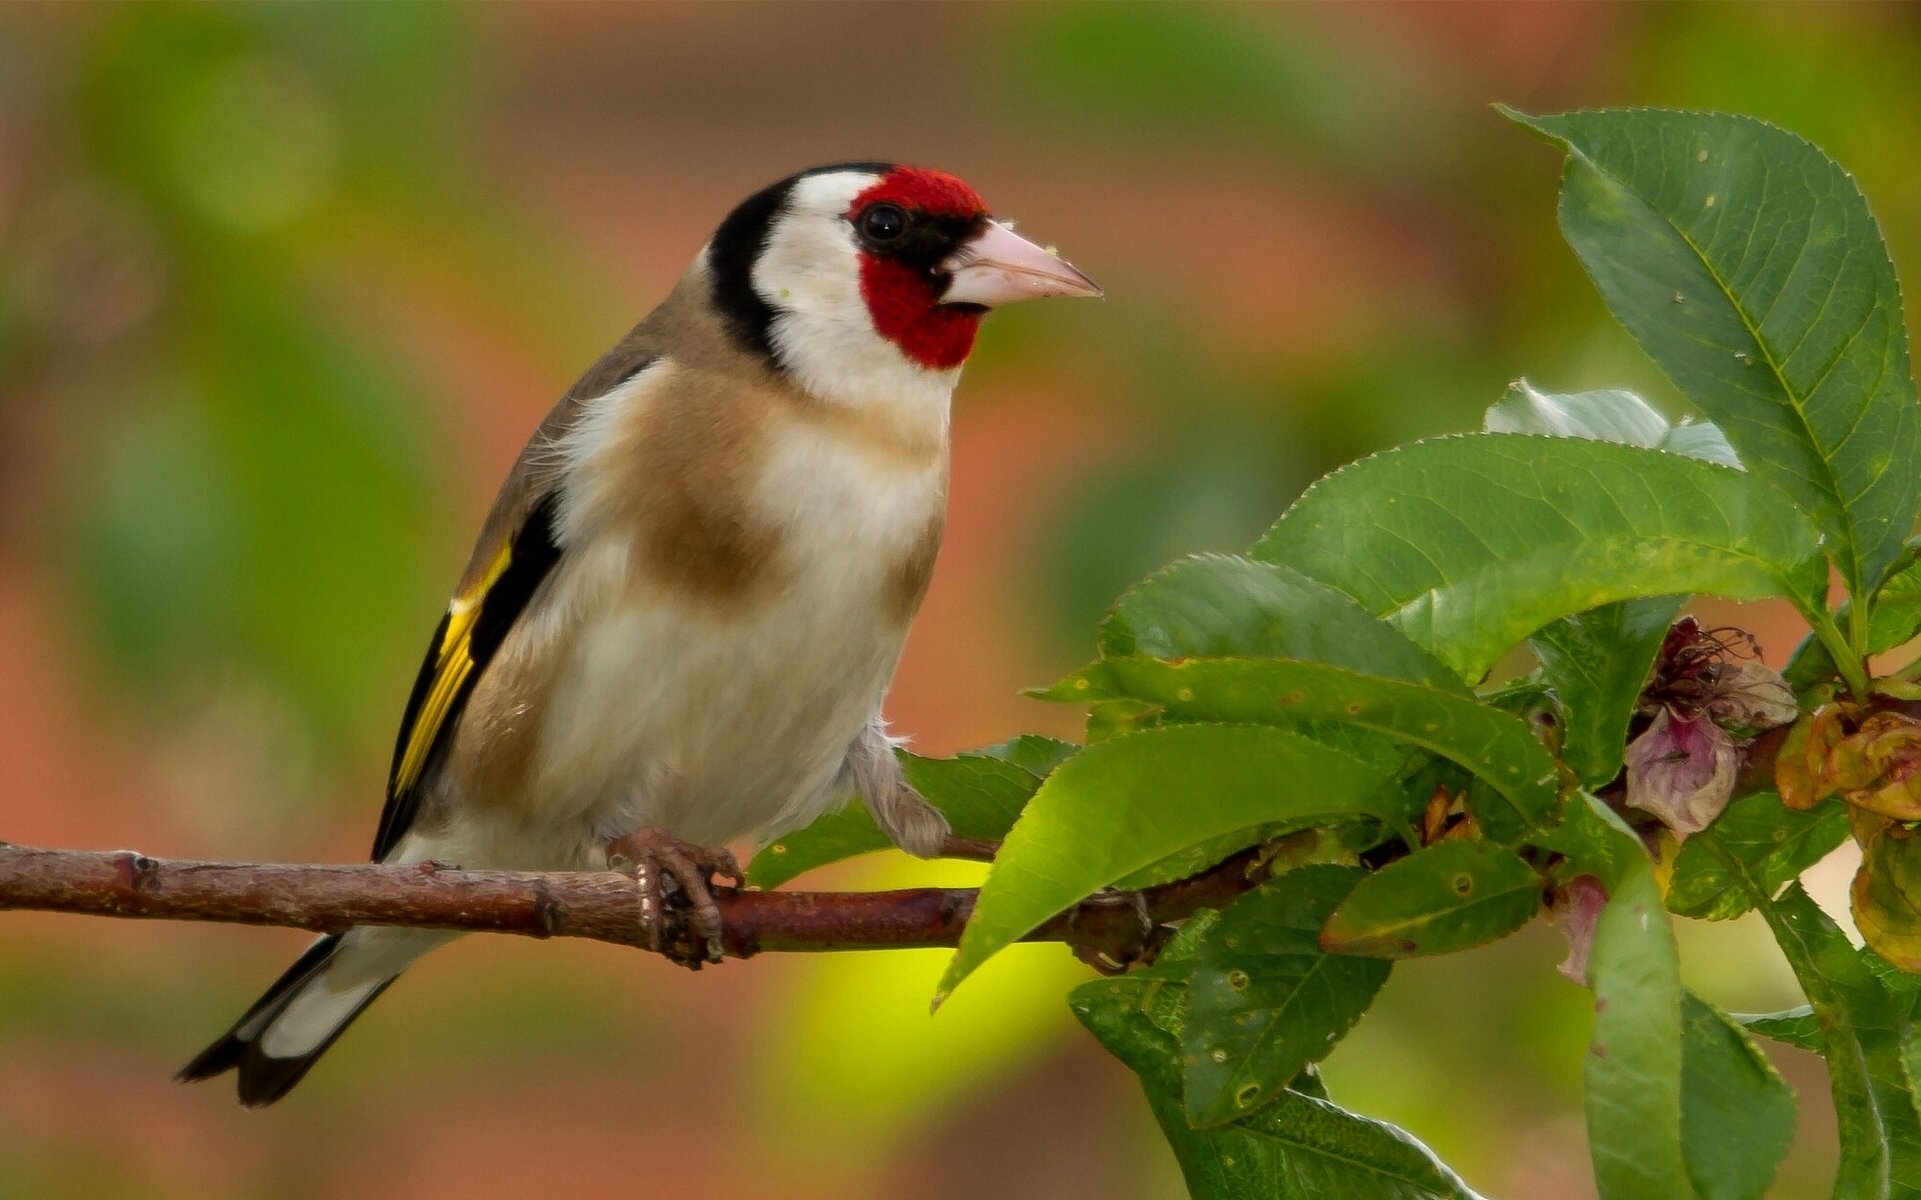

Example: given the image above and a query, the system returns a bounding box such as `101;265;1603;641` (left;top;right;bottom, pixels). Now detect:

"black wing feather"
371;490;564;862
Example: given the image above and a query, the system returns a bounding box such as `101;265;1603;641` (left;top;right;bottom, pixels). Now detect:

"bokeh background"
3;4;1919;1197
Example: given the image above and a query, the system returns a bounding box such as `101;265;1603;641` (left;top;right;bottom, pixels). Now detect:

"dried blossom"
1704;658;1801;732
1626;620;1799;837
1625;707;1739;836
1552;875;1609;985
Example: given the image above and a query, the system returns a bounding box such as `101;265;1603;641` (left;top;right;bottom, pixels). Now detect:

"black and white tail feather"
176;935;390;1107
179;462;570;1104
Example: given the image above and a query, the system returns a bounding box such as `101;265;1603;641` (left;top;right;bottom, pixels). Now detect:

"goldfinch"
178;163;1100;1106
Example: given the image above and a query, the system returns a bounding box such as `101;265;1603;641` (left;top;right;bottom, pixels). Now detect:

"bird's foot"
605;828;744;968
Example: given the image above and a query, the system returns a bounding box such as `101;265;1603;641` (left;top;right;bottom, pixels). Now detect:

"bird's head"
705;162;1099;409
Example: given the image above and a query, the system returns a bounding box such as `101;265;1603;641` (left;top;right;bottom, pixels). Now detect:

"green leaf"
1867;548;1921;654
1783;623;1857;701
1176;1082;1485;1200
1537;791;1650;891
939;725;1401;1002
1110;822;1321;894
1530;597;1685;788
1066;656;1559;842
1320;839;1543;958
1290;1065;1330;1102
1084;696;1162;743
1042;662;1412;786
1483;378;1741;468
1793;540;1920;677
1182;865;1390;1126
1507;107;1920;599
1585;866;1695;1200
747;752;1038;889
1112;908;1228;1043
1661;421;1743;469
1100;554;1464;688
1867;939;1921;1018
1732;1006;1822;1053
959;734;1081;777
1716;871;1921;1197
1485;379;1670;444
1252;434;1826;679
1485;383;1731;787
747;805;886;890
1680;992;1797;1200
1071;974;1484;1200
1666;791;1849;920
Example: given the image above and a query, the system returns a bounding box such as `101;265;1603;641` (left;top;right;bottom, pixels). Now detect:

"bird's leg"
605;827;743;967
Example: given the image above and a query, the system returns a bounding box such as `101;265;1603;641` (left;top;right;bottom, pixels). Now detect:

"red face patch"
847;167;990;371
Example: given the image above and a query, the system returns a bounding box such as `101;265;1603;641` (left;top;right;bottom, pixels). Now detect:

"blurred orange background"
4;4;1920;1197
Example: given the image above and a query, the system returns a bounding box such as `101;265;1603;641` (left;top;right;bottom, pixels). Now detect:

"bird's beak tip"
941;219;1102;308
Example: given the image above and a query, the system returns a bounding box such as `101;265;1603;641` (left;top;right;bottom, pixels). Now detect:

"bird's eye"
858;203;907;243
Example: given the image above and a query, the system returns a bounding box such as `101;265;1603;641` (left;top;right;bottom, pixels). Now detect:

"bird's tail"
179;927;446;1106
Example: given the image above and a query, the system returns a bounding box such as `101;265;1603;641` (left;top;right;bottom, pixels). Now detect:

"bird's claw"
606;828;743;968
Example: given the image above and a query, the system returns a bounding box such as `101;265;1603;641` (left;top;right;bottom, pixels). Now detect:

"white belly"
526;423;943;852
534;584;905;847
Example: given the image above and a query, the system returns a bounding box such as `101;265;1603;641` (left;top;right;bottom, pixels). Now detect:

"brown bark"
0;841;1272;963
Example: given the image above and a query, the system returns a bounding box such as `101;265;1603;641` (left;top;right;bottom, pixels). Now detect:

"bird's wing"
370;326;666;863
373;488;564;862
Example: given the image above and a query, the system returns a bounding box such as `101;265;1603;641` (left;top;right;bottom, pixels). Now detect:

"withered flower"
1624;619;1798;838
1552;874;1609;986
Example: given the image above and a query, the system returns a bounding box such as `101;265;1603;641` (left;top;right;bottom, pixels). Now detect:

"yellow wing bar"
374;491;563;862
390;541;514;799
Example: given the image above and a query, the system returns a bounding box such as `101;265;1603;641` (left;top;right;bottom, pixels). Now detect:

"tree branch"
0;686;1850;961
0;840;1273;963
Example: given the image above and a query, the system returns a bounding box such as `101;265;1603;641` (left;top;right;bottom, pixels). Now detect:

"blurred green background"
2;4;1918;1197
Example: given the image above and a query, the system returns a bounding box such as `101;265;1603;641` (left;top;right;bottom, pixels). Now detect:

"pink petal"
1554;874;1609;985
1625;709;1738;837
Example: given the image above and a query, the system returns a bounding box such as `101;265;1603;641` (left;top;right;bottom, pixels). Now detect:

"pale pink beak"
940;219;1102;307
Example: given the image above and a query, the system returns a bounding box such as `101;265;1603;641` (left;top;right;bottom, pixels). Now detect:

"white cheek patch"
752;171;960;419
753;172;870;335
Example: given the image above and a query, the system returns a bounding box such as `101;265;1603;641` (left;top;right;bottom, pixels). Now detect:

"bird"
177;162;1100;1106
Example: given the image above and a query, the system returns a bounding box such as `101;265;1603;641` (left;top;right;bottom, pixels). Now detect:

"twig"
0;841;1273;963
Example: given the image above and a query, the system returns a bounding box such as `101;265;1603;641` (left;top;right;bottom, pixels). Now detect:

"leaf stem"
1808;607;1870;699
1848;589;1872;663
